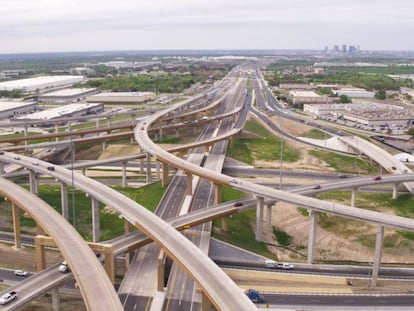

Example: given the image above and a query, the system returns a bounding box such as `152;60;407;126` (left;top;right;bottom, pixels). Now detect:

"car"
0;291;17;305
14;270;28;277
229;178;238;184
278;262;294;270
373;176;382;181
47;166;55;171
264;260;278;268
32;162;39;166
14;156;20;160
0;151;4;155
391;166;396;170
338;174;348;178
234;202;243;207
58;261;70;273
246;289;264;303
312;185;321;190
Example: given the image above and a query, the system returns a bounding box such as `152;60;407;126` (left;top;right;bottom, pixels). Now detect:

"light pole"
279;108;283;190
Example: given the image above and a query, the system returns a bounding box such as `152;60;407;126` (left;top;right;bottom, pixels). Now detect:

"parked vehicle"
0;291;17;305
245;289;264;303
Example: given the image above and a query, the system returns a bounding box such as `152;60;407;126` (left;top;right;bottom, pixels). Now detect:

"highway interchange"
1;64;414;310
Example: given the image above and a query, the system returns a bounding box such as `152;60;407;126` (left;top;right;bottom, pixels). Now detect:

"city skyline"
1;0;414;54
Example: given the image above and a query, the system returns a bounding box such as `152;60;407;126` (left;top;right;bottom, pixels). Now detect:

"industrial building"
87;92;156;104
38;88;98;104
0;76;85;92
0;101;38;119
288;91;335;105
333;87;375;98
16;103;103;125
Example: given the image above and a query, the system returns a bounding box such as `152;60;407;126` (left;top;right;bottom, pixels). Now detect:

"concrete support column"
159;122;163;142
201;292;213;311
307;210;318;264
55;124;59;142
35;236;46;272
351;188;358;207
157;250;165;291
121;162;127;187
255;196;264;241
12;203;21;249
104;246;115;284
102;141;106;152
221;217;229;232
214;183;222;205
91;197;100;243
186;172;193;195
124;219;132;234
0;163;4;174
51;287;60;311
161;162;169;187
140;159;144;174
266;204;273;234
146;152;152;183
392;183;399;199
96;119;100;129
370;225;384;287
81;168;86;176
60;183;69;220
156;161;161;180
23;125;28;148
29;170;38;194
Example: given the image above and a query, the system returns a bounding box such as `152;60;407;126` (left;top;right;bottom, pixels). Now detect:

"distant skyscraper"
334;45;339;52
341;44;347;53
324;46;328;53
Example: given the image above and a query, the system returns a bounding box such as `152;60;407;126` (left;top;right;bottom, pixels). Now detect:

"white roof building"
0;76;85;92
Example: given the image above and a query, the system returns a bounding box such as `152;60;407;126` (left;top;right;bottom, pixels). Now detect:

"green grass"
301;129;332;139
309;150;377;174
273;227;293;246
227;119;300;165
212;186;277;259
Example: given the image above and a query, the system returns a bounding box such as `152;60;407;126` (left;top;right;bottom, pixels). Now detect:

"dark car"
374;176;382;181
312;185;321;190
47;166;55;171
234;202;243;207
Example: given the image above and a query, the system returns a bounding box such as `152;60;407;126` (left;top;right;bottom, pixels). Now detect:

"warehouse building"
17;103;103;125
87;92;156;104
38;88;98;104
0;101;38;119
288;91;335;105
0;75;85;92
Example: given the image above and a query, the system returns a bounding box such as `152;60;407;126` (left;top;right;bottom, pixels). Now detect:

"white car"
278;262;294;270
0;291;17;305
14;270;28;277
58;261;70;273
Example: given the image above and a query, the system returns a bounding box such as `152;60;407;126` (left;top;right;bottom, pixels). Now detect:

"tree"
407;127;414;139
339;94;351;103
375;90;386;100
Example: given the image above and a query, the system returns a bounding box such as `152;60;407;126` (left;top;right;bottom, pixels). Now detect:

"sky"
1;0;413;54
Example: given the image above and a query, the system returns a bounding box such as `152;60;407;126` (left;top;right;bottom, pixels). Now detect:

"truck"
245;289;264;303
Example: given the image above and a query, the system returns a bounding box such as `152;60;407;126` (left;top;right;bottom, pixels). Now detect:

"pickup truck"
245;289;264;303
0;291;17;305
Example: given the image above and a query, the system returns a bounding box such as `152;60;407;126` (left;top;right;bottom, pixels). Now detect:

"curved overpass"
0;152;257;311
0;177;123;311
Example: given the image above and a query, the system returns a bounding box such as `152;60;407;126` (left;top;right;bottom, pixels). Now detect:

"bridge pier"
351;188;358;207
159;121;163;142
55;124;59;141
370;225;384;287
51;287;61;311
392;183;399;199
266;204;273;235
161;162;169;187
146;152;152;183
157;250;166;291
121;162;127;187
60;183;69;220
156;161;161;180
29;170;38;194
307;210;318;264
12;202;22;249
104;245;115;284
186;172;193;195
214;183;222;205
35;236;46;271
256;196;264;241
91;197;100;243
0;162;4;174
